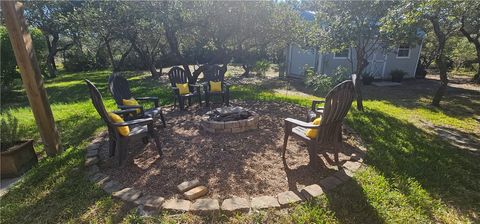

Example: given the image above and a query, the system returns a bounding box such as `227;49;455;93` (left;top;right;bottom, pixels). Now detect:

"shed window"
334;49;349;59
397;45;410;58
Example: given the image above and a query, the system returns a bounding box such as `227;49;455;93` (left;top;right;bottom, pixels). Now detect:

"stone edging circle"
84;132;366;213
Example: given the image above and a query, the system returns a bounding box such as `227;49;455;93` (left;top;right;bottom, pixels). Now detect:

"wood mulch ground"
98;101;365;200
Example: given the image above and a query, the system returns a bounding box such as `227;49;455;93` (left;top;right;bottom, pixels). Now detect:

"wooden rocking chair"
86;79;162;167
202;64;230;106
283;78;355;165
108;74;166;127
167;67;202;110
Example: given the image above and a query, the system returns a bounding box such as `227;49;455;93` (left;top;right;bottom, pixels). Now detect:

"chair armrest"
311;100;325;111
112;108;138;115
189;84;202;93
119;105;143;109
135;96;159;107
112;118;153;127
285;118;319;129
171;87;180;95
135;96;158;101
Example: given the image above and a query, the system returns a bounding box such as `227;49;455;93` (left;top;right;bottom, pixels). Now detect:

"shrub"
415;61;427;79
362;72;374;85
390;69;407;82
1;26;48;89
1;112;24;150
252;60;270;75
305;68;332;95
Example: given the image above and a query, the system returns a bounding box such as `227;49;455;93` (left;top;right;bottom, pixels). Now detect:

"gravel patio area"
98;101;365;200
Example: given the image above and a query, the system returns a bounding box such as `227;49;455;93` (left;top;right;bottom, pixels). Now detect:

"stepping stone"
334;169;354;182
221;197;250;212
343;161;362;172
319;176;343;191
86;165;99;176
102;180;123;194
251;196;280;210
162;199;191;212
191;198;220;212
88;172;107;182
301;184;324;200
184;186;208;200
86;149;98;158
134;194;165;208
85;157;99;166
86;143;100;151
113;188;143;202
177;179;200;192
277;191;303;206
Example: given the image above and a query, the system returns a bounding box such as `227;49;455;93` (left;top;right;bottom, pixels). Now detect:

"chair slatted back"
168;66;188;87
108;74;133;106
85;79;114;127
316;79;355;144
203;64;225;82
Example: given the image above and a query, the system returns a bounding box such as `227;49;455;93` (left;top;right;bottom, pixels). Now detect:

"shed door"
366;53;387;79
289;46;316;77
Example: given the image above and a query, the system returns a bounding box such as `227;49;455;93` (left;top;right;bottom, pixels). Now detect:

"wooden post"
2;1;62;156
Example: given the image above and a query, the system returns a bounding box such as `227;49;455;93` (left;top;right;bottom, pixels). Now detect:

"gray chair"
167;67;202;110
202;64;230;106
86;79;162;167
108;74;166;127
283;78;355;165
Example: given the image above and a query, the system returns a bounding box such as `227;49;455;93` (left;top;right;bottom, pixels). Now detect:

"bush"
390;69;407;82
1;26;48;89
1;112;24;150
362;72;374;85
252;60;270;75
63;47;110;72
305;68;333;95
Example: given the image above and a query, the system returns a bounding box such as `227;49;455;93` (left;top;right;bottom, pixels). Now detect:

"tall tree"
389;0;460;107
458;1;480;83
311;0;396;111
24;1;78;77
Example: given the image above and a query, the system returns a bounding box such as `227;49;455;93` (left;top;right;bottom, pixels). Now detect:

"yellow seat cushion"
176;83;190;95
305;118;321;139
108;112;130;136
122;98;141;113
209;81;222;92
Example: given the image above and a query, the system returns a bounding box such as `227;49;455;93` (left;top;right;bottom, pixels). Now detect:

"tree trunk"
430;17;448;107
104;38;117;71
149;63;161;77
354;49;366;111
45;33;59;78
459;16;480;83
242;64;250;76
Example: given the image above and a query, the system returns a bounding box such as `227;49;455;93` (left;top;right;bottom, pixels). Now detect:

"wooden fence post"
2;1;62;156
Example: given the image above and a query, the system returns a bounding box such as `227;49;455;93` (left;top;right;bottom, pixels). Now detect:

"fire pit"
201;106;258;133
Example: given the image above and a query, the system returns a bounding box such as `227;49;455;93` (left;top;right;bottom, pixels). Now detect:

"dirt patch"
98;101;364;200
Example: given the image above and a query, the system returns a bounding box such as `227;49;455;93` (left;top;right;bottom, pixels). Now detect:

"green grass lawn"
1;69;478;223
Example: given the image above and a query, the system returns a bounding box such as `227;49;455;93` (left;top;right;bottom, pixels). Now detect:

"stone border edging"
84;133;366;214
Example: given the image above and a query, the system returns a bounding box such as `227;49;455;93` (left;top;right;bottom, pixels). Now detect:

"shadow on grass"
0;147;131;223
347;108;480;221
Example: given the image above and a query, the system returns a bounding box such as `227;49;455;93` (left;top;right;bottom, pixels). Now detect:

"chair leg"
205;93;210;107
198;94;202;106
282;131;290;159
159;109;166;127
109;139;116;157
225;93;229;106
116;138;128;167
179;97;185;110
188;97;191;106
148;123;162;157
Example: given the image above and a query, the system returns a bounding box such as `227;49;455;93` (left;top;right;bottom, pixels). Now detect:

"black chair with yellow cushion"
108;74;166;127
203;64;230;107
86;79;162;167
283;78;355;165
167;67;202;110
